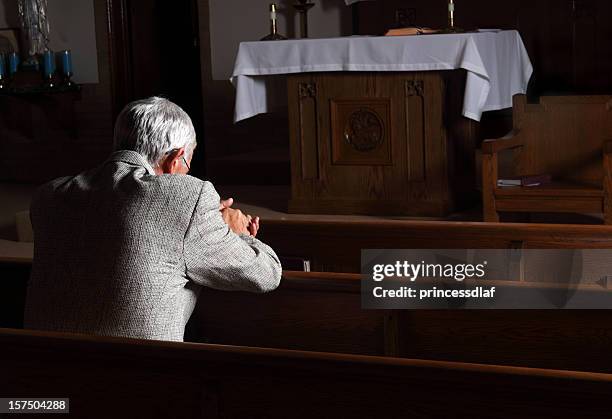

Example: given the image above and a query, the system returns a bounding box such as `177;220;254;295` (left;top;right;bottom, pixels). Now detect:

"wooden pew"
12;219;612;327
259;220;612;272
5;220;612;371
191;271;612;374
2;327;612;418
9;268;611;373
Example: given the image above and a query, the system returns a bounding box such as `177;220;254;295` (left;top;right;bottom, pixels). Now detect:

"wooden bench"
2;327;612;418
259;219;612;272
191;271;612;374
8;268;612;374
482;95;612;223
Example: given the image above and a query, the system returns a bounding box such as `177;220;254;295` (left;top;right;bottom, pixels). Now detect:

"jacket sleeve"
183;181;282;292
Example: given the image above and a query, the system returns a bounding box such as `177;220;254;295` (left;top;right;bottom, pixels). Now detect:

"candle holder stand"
261;3;287;41
43;73;55;89
261;32;287;41
444;0;463;33
63;72;74;87
294;0;315;39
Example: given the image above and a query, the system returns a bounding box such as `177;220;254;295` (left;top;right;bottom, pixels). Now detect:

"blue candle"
0;54;5;78
43;50;55;78
61;50;72;75
8;52;19;75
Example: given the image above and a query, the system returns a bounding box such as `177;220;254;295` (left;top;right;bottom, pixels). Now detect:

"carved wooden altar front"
287;71;478;216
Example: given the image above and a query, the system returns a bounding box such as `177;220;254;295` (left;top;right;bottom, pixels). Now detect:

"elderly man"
24;97;282;341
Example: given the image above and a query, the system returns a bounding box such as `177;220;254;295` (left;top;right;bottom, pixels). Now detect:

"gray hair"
113;97;197;167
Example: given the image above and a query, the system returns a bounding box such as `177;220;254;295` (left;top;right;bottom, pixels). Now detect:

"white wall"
209;0;352;80
0;0;99;84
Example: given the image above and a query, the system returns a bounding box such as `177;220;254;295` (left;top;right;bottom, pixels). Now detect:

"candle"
8;52;19;75
270;3;277;21
42;50;55;78
270;3;278;35
0;54;5;79
448;0;455;28
61;50;73;75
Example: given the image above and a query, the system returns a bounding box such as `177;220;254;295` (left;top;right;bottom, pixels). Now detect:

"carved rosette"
405;80;424;97
299;82;317;98
343;108;384;152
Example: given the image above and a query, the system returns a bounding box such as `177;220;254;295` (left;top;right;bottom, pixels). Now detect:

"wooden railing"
2;327;611;418
259;220;612;272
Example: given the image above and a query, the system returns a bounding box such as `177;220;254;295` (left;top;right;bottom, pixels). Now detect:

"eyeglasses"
182;156;191;172
162;148;191;172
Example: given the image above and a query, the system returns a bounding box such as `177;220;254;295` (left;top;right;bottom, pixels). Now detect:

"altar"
231;31;532;216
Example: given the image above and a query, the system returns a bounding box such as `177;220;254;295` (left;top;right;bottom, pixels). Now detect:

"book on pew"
279;256;311;272
497;174;552;187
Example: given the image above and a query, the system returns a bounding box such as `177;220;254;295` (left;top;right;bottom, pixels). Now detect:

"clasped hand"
219;198;259;237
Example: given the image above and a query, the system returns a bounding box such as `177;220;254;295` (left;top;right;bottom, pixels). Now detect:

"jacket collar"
106;150;157;175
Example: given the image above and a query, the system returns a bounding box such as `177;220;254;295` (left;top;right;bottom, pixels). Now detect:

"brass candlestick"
294;0;315;39
445;0;463;33
261;3;287;41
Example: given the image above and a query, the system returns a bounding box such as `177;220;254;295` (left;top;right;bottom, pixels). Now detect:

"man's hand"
248;216;260;237
219;197;234;211
221;207;250;235
219;197;260;237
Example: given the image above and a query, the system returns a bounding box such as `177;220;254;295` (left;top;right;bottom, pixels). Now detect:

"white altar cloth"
231;30;532;122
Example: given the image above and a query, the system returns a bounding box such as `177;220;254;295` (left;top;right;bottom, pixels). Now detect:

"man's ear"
159;147;186;174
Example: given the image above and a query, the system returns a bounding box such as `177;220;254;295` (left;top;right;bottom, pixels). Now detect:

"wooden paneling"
287;71;477;216
297;82;319;179
406;80;426;181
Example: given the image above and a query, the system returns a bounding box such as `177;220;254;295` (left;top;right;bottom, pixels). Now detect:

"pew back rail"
2;328;612;418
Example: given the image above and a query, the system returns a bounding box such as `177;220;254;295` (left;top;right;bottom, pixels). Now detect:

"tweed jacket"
24;150;282;341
